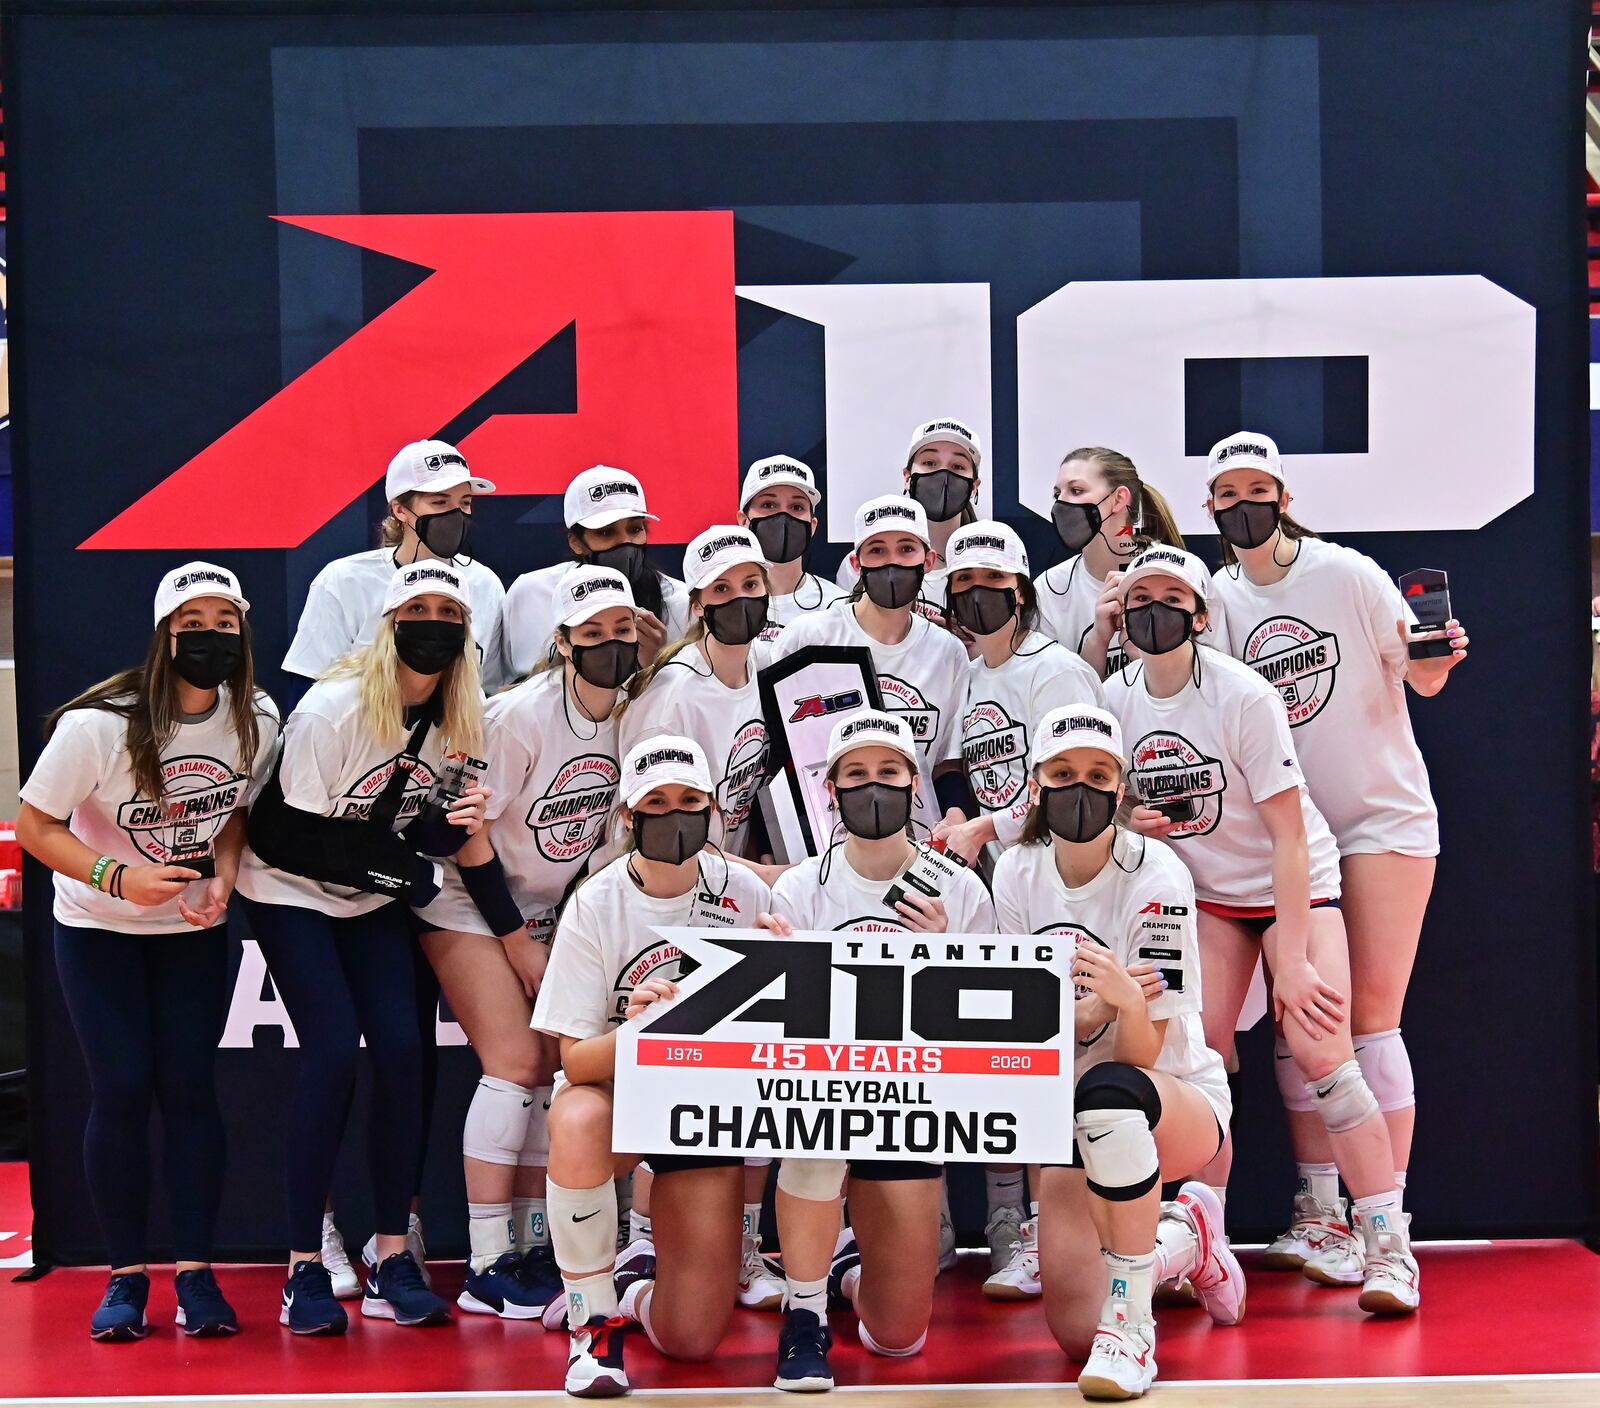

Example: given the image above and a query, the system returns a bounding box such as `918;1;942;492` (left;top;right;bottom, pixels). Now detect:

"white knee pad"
777;1158;847;1202
1354;1029;1415;1112
463;1075;535;1166
1305;1059;1381;1134
859;1319;927;1357
519;1084;552;1166
1074;1107;1160;1203
1274;1036;1317;1112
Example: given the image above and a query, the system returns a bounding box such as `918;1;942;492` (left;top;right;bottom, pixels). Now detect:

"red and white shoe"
1170;1182;1245;1326
566;1314;630;1397
1264;1192;1352;1270
1301;1211;1365;1288
737;1234;784;1310
1078;1319;1157;1400
1357;1211;1420;1315
982;1216;1041;1301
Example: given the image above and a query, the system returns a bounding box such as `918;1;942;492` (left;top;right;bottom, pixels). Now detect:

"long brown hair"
46;614;265;804
621;617;709;708
1060;447;1183;552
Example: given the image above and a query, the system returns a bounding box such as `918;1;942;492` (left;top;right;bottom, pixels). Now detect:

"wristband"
89;855;117;892
110;864;127;900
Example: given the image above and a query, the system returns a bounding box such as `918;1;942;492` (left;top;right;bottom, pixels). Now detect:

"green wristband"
88;855;116;891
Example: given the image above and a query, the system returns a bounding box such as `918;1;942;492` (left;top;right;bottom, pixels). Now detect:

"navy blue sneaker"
827;1232;861;1310
774;1306;834;1392
457;1251;547;1320
279;1259;348;1336
174;1268;238;1337
90;1271;150;1342
516;1244;565;1313
362;1249;451;1326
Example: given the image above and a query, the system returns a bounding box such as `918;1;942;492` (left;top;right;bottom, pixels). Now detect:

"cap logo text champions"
590;480;641;502
637;747;696;771
698;533;751;561
863;504;916;526
1218;440;1272;463
173;569;232;592
760;461;810;480
962;533;1008;553
921;420;974;439
422;451;469;472
403;566;458;588
1055;715;1114;738
840;714;899;741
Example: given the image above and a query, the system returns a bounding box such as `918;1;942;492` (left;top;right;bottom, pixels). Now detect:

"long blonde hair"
325;614;484;756
1061;447;1183;551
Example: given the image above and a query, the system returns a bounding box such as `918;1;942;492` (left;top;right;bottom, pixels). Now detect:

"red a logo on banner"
81;211;738;549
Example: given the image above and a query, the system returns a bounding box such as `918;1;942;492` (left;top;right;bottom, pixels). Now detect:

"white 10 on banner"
613;928;1076;1165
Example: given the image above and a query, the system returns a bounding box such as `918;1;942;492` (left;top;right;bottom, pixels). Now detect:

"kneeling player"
532;737;773;1397
991;706;1242;1401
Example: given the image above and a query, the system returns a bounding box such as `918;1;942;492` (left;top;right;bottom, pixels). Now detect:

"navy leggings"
239;896;422;1252
54;922;231;1268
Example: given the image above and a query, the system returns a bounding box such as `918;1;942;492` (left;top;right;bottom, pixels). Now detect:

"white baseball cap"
853;494;930;550
947;519;1029;576
683;525;770;592
1206;431;1286;491
153;562;250;626
906;417;983;469
1031;705;1125;770
623;735;714;807
385;440;496;500
741;455;821;509
825;709;919;772
1118;545;1212;606
564;466;659;530
557;564;637;628
382;561;473;618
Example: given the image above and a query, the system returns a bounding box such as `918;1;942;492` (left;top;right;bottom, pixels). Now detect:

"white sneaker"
1357;1211;1420;1315
320;1215;361;1299
1169;1182;1245;1326
937;1205;958;1272
983;1205;1024;1275
737;1234;785;1310
1266;1192;1351;1271
982;1216;1041;1301
566;1313;629;1397
1078;1319;1157;1400
1301;1202;1365;1288
363;1213;432;1290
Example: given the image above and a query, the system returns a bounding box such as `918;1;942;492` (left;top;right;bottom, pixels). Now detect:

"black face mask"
859;562;925;610
571;638;638;689
909;469;974;523
412;507;472;560
589;541;648;585
702;595;769;646
394;619;467;675
748;511;812;565
836;781;914;840
634;807;711;865
172;629;244;690
1051;493;1112;555
950;584;1017;637
1041;782;1118;843
1213;499;1282;550
1123;601;1195;656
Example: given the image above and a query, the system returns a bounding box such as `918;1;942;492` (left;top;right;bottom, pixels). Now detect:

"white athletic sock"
1206;1184;1228;1214
629;1209;653;1243
743;1202;763;1243
1394;1170;1407;1214
1028;1200;1040;1220
564;1270;617;1327
636;1283;666;1353
467;1201;514;1272
785;1275;827;1319
1154;1209;1199;1284
1353;1189;1404;1240
985;1168;1025;1215
514;1197;549;1251
1297;1161;1341;1207
1101;1249;1156;1326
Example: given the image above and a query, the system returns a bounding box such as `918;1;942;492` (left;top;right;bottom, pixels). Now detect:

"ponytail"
619;617;709;711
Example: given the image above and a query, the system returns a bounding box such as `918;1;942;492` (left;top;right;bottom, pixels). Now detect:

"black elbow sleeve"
458;852;525;938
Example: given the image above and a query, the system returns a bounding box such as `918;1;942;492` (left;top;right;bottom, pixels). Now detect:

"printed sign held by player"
614;927;1076;1164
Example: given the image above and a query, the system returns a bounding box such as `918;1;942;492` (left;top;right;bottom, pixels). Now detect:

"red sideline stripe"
637;1037;1058;1075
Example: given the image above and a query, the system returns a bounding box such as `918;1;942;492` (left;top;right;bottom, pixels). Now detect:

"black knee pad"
1074;1062;1162;1129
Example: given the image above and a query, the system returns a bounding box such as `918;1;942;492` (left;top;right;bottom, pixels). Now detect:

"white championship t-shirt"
757;573;847;646
617;647;770;859
415;668;622;938
282;548;507;690
770;845;997;934
1104;648;1341;908
21;687;280;934
1208;538;1438;857
1038;554;1232;677
500;562;691;682
991;832;1230;1124
962;632;1106;846
236;676;462;918
771;599;969;835
532;849;772;1041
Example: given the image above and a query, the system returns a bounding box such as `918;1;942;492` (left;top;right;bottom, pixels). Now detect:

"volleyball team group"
17;419;1468;1400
